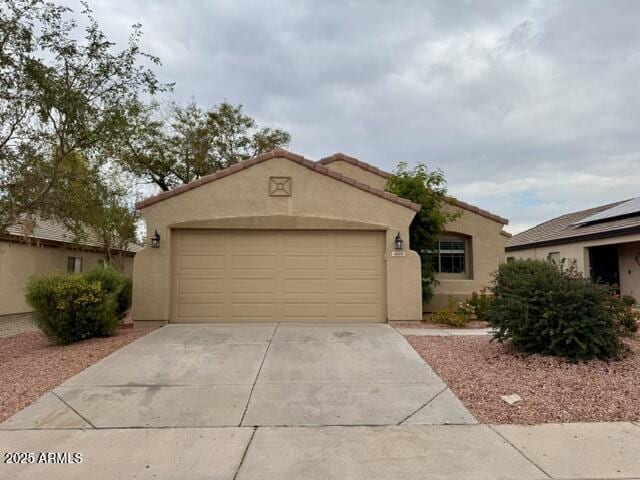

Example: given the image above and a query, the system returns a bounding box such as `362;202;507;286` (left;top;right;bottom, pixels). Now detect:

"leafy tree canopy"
386;162;458;302
117;100;291;191
0;0;290;262
0;0;168;234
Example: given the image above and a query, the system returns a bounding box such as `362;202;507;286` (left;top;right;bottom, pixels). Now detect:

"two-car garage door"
171;230;386;323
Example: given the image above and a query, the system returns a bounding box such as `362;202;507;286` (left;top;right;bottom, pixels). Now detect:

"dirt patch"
0;313;36;338
406;334;640;424
0;327;156;422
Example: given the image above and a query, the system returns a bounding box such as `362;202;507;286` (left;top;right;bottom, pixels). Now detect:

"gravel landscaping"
406;334;640;424
0;327;156;423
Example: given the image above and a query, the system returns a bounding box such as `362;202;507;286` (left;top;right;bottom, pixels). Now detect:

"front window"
67;256;83;273
432;238;466;274
547;252;561;264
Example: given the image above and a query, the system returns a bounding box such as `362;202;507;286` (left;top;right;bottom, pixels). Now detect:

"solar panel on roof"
572;197;640;225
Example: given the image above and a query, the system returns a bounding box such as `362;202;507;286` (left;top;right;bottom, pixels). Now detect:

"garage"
133;149;423;324
171;229;387;322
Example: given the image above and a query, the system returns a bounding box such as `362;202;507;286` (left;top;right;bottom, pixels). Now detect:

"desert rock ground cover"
0;327;156;422
406;334;640;424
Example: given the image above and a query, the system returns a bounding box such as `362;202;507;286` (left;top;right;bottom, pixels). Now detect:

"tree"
118;100;291;191
0;0;169;230
53;158;139;272
386;162;458;302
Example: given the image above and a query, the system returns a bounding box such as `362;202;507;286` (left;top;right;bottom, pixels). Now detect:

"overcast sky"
68;0;640;233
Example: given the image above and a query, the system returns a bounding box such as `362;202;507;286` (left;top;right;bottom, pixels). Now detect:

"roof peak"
318;153;392;179
136;148;421;211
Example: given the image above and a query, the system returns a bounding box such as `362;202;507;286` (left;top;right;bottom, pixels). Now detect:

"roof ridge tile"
136;148;421;212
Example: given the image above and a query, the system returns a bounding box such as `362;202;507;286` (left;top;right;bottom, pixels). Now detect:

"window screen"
432;239;466;274
547;252;561;264
67;256;83;273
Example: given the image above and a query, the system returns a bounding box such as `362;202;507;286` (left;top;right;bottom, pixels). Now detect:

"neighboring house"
0;217;138;317
506;198;640;302
132;149;509;325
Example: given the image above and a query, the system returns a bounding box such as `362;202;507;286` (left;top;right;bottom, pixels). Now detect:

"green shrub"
118;276;133;317
609;295;639;337
489;259;636;360
468;289;493;322
430;297;471;327
25;274;119;345
84;266;131;318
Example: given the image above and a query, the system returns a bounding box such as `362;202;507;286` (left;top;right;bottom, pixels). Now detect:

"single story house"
506;198;640;302
132;149;509;324
0;217;137;317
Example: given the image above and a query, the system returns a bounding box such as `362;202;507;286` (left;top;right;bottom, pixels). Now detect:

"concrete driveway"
3;323;639;480
1;323;474;428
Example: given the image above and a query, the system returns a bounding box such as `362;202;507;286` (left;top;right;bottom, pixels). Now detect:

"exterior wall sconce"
394;232;404;251
392;232;405;257
151;230;161;248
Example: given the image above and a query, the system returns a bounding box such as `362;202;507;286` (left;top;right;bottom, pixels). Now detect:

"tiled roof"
318;153;392;179
135;148;509;226
136;148;422;211
2;216;141;253
319;153;508;225
445;196;509;225
506;199;640;251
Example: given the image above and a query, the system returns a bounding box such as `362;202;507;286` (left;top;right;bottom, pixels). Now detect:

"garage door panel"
283;278;329;294
178;254;225;272
283;232;329;249
335;303;381;320
231;302;277;319
231;232;278;249
282;302;329;319
283;255;328;270
231;254;277;270
335;278;382;294
231;278;277;294
172;230;386;323
176;302;225;319
177;278;225;295
335;233;380;249
177;231;226;249
335;255;381;271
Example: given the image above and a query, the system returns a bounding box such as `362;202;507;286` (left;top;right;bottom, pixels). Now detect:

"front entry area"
171;230;387;322
589;245;620;292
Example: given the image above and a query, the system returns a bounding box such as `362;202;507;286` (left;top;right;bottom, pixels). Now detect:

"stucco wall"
321;160;389;190
620;241;640;300
507;233;640;301
133;156;422;323
427;204;508;311
0;241;133;316
322;157;509;313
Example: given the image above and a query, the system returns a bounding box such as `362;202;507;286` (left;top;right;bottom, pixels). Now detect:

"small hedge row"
489;259;638;360
26;267;133;345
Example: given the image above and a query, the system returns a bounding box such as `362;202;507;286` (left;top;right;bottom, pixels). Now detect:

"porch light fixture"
394;232;404;251
151;230;161;248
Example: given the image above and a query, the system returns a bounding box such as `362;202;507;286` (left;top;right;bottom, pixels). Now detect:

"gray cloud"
72;0;640;232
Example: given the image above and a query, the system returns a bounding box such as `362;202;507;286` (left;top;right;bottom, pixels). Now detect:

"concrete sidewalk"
1;422;639;479
395;326;492;336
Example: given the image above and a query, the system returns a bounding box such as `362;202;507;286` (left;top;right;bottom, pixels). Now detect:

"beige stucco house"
0;218;136;317
132;149;509;325
506;198;640;302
